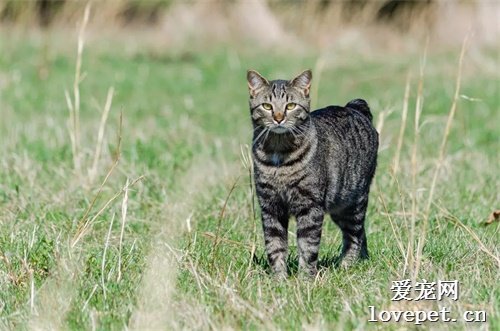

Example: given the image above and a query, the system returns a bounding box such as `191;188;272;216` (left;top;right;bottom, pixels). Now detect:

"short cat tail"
345;99;373;122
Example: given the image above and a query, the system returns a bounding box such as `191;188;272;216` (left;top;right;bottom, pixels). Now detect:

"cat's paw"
337;249;368;269
297;266;318;279
272;271;288;281
338;255;357;269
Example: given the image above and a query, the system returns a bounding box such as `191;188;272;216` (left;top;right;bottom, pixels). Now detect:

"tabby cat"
247;69;378;278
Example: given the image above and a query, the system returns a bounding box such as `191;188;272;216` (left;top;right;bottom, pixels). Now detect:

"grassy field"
0;28;498;330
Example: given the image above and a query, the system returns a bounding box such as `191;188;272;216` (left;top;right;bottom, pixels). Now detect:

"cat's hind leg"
330;203;369;268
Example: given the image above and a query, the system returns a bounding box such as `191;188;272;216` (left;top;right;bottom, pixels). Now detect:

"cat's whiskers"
252;127;269;147
287;127;299;140
289;125;306;138
252;125;264;133
263;128;271;144
294;119;311;136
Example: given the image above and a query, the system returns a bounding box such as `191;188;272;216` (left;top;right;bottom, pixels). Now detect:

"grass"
0;27;498;330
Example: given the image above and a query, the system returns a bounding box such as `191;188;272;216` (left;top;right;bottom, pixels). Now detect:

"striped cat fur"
247;69;378;278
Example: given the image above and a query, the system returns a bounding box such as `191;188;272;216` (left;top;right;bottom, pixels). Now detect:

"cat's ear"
291;70;312;97
247;70;269;97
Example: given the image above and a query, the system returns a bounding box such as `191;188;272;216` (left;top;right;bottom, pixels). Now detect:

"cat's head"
247;70;312;134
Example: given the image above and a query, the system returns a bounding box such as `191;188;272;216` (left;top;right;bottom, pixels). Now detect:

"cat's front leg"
261;208;289;279
296;206;324;277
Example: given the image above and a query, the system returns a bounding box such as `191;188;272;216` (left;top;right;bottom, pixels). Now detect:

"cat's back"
311;99;378;178
311;99;378;209
311;99;377;147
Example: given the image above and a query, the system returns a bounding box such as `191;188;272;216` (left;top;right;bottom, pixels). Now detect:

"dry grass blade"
90;86;114;182
416;33;470;280
82;284;99;312
71;175;143;248
410;37;428;282
437;205;500;268
377;188;406;267
71;112;123;248
375;107;394;138
424;33;470;218
203;232;252;251
210;176;240;272
191;268;271;326
65;89;77;171
391;173;412;276
29;268;35;314
102;213;115;301
392;72;411;177
117;178;130;282
240;144;258;273
114;111;123;162
245;145;257;272
69;2;91;175
71;159;119;248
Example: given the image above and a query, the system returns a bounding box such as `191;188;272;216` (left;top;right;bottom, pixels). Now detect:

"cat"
247;69;378;278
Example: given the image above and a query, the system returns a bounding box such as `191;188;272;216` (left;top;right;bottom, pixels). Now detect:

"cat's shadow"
252;251;343;275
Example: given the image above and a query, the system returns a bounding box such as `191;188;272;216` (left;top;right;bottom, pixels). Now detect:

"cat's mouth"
270;125;288;134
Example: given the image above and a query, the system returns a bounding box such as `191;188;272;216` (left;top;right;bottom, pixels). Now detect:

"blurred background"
1;0;498;49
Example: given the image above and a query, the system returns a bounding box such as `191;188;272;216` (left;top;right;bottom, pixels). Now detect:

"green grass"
0;29;498;330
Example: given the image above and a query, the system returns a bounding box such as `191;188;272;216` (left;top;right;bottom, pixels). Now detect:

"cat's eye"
286;103;296;110
262;103;273;110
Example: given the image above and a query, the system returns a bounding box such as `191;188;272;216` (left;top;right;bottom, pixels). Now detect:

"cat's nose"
273;112;285;124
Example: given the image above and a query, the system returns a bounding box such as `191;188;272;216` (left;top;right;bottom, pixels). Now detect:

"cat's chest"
257;163;308;190
259;151;292;168
253;146;315;190
256;167;317;209
270;153;283;166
